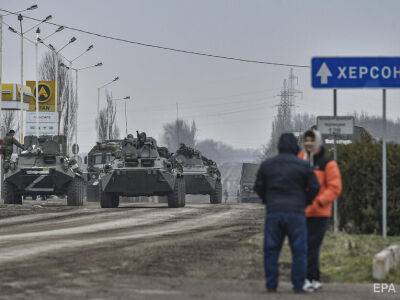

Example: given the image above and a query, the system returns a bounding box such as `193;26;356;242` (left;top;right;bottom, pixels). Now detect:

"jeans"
306;217;329;281
264;211;307;291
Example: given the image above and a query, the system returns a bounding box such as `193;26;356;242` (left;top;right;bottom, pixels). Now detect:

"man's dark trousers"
264;211;307;291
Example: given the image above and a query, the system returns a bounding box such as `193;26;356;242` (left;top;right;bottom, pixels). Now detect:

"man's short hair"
8;130;15;134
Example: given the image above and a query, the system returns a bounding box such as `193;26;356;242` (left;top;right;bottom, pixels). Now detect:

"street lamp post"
97;77;119;114
97;77;119;141
18;14;23;142
111;96;131;136
34;26;65;138
61;62;102;155
68;44;95;153
0;4;39;199
35;27;40;137
14;11;51;142
47;37;77;136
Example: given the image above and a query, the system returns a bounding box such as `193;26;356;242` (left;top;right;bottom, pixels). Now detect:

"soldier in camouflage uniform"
2;130;25;170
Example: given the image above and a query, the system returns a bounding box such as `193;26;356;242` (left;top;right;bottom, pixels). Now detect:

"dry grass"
246;231;400;283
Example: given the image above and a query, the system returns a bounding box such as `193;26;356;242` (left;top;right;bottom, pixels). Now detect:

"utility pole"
35;28;40;138
176;102;180;147
277;79;290;132
276;68;302;134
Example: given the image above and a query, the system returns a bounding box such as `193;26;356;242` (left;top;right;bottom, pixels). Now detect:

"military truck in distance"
174;144;222;204
97;132;185;208
239;163;260;203
85;140;121;202
3;135;85;206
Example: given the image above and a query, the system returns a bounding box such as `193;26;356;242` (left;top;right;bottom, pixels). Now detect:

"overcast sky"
1;0;400;152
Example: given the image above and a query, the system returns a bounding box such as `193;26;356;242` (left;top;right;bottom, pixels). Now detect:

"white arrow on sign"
316;62;332;84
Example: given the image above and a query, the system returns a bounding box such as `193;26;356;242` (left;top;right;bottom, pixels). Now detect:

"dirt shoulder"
0;203;398;299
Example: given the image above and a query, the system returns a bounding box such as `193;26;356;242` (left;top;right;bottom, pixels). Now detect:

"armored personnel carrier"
174;144;222;204
2;135;85;206
97;132;185;208
85;140;121;202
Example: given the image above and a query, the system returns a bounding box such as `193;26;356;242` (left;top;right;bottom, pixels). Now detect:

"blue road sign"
312;57;400;88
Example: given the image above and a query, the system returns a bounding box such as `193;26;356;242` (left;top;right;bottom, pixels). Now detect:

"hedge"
336;143;400;236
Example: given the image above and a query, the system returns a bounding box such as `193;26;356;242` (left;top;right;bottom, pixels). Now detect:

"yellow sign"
26;80;56;112
0;83;33;102
1;83;15;101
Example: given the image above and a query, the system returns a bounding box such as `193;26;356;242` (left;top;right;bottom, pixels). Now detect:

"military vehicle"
239;163;260;203
97;132;185;208
2;135;85;206
85;140;121;202
173;144;222;204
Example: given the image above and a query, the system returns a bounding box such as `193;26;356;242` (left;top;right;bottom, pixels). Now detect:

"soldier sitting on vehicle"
2;130;25;171
136;131;147;148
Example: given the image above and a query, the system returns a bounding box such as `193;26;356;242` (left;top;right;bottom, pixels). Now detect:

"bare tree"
264;115;282;157
264;113;316;157
196;138;260;165
292;113;316;133
39;51;76;145
96;91;120;140
1;111;16;136
96;109;107;141
162;119;197;152
353;112;400;143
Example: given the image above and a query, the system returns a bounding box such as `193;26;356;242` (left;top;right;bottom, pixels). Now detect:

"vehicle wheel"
100;191;119;208
210;180;222;204
168;176;186;208
3;181;22;205
67;177;84;206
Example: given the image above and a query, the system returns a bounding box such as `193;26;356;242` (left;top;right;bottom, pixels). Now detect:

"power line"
0;7;310;69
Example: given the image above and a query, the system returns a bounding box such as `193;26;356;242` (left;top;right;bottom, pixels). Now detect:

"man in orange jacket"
299;129;342;292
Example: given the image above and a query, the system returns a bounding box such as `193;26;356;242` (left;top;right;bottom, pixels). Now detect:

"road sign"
317;116;355;136
312;57;400;88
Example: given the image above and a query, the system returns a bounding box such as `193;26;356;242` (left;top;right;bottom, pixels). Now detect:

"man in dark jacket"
254;133;320;293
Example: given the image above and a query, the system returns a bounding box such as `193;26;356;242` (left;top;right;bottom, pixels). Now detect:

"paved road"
0;201;397;299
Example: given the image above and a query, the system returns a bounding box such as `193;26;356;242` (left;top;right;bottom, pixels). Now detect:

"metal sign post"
333;89;338;233
382;89;387;238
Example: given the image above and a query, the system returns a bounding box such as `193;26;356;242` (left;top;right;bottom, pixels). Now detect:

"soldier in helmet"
3;130;25;161
122;133;135;147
